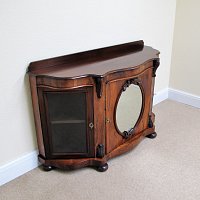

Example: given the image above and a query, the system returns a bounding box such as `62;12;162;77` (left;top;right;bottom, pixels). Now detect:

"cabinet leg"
96;163;108;172
146;132;157;139
42;164;54;171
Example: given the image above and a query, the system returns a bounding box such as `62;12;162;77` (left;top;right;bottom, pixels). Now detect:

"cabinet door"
38;86;94;159
105;68;152;153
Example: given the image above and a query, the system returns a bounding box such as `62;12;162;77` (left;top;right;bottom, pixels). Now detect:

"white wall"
170;0;200;96
0;0;176;167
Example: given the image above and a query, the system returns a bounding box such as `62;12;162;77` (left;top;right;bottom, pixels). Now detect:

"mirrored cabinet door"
38;87;94;158
105;76;146;153
116;79;143;138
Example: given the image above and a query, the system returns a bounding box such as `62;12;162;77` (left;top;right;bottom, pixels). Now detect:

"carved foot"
42;164;54;171
146;132;157;139
96;163;108;172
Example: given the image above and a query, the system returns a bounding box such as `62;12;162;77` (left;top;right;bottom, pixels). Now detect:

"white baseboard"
153;88;169;106
0;150;39;186
168;88;200;109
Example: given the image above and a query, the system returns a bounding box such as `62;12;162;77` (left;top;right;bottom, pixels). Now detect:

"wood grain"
28;40;160;170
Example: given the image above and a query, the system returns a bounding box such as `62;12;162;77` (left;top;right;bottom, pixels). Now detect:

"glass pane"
46;91;88;154
51;123;87;153
116;84;142;133
46;92;86;122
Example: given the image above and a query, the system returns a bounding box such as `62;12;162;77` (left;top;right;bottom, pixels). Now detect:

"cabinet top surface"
28;40;159;79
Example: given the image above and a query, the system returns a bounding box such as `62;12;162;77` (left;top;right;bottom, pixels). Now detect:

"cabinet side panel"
29;76;45;157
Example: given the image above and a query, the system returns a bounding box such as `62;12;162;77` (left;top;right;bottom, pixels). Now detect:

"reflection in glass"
116;84;142;135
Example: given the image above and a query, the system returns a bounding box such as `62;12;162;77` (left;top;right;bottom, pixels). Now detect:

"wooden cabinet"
27;40;160;172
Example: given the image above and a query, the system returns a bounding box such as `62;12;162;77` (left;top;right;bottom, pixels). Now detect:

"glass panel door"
38;87;94;158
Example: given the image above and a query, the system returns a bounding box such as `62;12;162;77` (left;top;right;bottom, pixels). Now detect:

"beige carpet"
1;100;200;200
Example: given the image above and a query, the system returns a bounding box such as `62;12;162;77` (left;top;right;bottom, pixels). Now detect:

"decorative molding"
148;115;154;128
96;144;105;158
153;58;160;77
122;78;141;92
0;150;39;186
123;128;134;139
168;88;200;109
93;76;103;98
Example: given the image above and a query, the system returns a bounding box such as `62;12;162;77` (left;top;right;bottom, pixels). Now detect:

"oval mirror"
116;81;142;138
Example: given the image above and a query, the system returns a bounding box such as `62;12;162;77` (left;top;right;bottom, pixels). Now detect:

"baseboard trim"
153;88;168;106
0;150;39;186
168;88;200;108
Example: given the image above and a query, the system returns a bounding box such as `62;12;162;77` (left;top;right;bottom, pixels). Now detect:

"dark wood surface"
28;40;159;78
28;40;160;171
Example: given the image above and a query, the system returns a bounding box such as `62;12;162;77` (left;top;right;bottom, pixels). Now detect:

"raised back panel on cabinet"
27;40;159;79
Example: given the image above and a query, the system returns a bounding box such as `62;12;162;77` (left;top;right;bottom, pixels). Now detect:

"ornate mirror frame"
114;77;145;139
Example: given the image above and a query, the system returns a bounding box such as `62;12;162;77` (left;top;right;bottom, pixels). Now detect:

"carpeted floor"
0;100;200;200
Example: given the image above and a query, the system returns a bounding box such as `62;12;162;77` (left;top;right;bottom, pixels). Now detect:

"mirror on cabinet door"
116;79;143;138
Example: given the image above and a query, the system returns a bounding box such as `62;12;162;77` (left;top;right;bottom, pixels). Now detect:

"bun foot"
42;165;53;171
146;132;157;139
96;163;108;172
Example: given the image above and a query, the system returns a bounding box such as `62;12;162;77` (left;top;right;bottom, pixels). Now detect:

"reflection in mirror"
116;83;142;138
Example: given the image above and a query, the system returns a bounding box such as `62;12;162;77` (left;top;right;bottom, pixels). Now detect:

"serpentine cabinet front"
27;40;160;172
